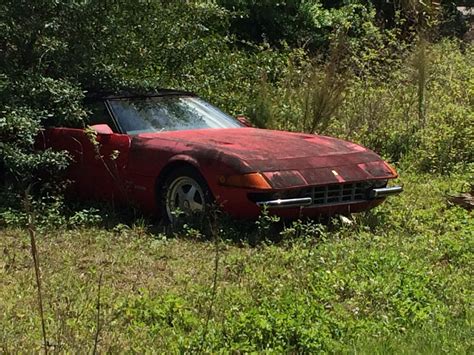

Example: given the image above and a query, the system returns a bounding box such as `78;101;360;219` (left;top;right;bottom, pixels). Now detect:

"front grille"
248;180;387;208
301;182;368;206
248;180;387;207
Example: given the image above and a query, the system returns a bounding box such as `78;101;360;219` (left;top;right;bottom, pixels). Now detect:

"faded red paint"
44;126;398;219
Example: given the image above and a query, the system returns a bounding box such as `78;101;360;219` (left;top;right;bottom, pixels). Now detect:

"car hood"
137;128;396;188
139;128;364;158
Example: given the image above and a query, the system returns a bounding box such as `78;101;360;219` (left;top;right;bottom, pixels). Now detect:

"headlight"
358;161;397;178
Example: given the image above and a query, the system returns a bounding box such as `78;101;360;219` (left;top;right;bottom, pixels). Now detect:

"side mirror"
91;124;114;135
236;115;253;127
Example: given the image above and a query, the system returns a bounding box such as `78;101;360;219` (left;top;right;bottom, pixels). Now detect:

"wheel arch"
155;156;204;195
155;157;215;222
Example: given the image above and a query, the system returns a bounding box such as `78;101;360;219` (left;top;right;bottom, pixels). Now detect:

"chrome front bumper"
369;186;403;198
256;186;403;208
256;197;313;208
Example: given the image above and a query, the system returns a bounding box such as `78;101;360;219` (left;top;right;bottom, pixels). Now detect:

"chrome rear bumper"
256;185;403;208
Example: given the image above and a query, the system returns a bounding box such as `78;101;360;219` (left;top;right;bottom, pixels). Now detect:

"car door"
87;128;131;202
45;100;131;204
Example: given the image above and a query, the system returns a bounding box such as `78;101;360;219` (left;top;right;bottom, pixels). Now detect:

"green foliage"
0;106;71;183
342;40;473;173
255;205;280;235
0;195;103;230
217;0;334;49
216;0;468;51
280;218;328;241
117;292;198;334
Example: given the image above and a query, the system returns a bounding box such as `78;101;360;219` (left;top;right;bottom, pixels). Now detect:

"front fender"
166;154;201;170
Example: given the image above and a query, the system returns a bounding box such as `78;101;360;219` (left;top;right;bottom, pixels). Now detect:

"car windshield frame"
106;95;244;135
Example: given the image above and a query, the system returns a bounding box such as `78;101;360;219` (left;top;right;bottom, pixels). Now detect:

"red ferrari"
42;90;402;222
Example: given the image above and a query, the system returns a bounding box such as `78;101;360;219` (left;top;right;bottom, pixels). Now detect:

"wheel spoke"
186;185;197;201
177;188;187;205
189;200;203;211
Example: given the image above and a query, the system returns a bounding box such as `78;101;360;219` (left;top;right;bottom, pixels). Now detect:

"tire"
159;166;213;224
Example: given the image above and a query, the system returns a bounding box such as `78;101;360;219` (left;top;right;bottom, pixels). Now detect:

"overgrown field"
1;1;473;353
1;172;472;353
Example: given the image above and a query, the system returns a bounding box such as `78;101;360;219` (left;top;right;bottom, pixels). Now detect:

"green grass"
1;172;473;353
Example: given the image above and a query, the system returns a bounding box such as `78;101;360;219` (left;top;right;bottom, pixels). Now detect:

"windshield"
107;96;243;134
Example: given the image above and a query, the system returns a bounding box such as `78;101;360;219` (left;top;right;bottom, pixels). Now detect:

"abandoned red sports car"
42;90;402;222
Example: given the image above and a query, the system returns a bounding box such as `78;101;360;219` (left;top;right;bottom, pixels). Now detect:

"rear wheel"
160;166;212;224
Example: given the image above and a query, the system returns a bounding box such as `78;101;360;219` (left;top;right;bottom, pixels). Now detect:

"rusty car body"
42;90;402;222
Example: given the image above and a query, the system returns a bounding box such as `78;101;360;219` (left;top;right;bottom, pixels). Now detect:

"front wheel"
160;167;212;224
